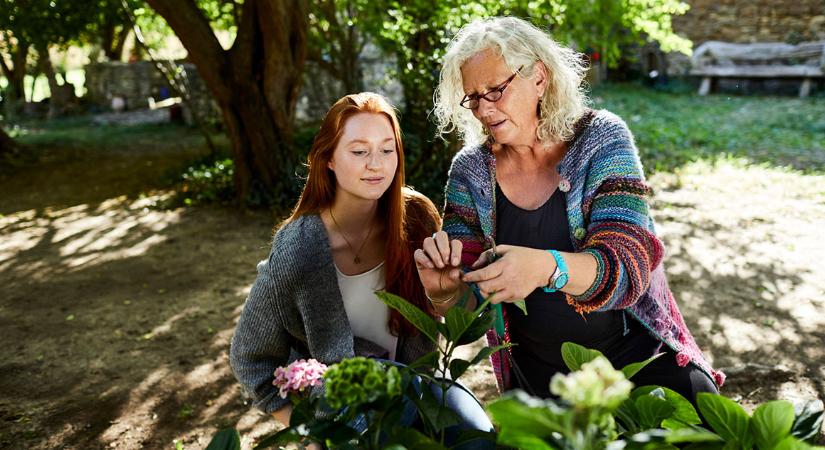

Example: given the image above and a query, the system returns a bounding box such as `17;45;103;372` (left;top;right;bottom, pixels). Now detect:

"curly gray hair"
433;17;589;146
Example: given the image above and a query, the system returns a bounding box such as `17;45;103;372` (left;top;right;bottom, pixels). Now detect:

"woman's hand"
462;244;554;303
414;230;463;300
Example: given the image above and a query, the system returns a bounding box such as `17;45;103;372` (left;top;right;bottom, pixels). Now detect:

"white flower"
550;356;632;410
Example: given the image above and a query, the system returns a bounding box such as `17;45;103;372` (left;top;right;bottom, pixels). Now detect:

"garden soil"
1;137;823;449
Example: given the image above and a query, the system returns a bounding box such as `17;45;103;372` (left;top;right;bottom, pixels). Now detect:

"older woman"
414;17;724;404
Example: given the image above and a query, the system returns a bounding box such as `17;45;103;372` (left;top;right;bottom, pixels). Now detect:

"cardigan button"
574;227;586;240
558;178;571;192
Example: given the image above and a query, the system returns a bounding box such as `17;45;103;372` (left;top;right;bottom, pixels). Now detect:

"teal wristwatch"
542;249;569;293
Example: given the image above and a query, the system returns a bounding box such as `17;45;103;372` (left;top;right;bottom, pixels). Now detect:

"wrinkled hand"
462;245;553;303
414;230;463;300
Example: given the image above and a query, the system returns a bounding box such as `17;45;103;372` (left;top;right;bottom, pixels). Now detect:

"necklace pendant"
354;256;361;264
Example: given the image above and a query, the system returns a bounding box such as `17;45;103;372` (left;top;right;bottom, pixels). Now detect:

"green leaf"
497;428;557;450
407;350;440;371
415;384;462;431
512;299;528;315
622;352;664;379
697;393;751;447
205;428;240;450
662;418;691;430
791;400;824;442
376;291;439;344
615;399;641;434
453;430;497;448
449;358;471;380
455;306;495;346
633;385;701;426
774;436;819;450
560;341;605;372
636;394;675;429
469;344;509;367
487;391;568;439
751;400;795;450
666;425;725;444
445;305;474;343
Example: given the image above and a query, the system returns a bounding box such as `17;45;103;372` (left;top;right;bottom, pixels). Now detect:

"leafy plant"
489;342;825;450
204;291;824;450
205;291;500;449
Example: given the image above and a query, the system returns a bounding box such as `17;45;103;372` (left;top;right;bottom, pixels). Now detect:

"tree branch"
144;0;231;102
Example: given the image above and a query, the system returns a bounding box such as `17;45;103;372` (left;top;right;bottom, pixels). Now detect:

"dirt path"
1;133;823;449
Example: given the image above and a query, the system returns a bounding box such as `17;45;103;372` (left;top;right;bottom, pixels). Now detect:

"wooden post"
698;77;712;96
799;78;812;98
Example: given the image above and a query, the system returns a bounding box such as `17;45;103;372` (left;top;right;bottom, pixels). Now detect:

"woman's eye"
351;150;367;156
382;148;395;154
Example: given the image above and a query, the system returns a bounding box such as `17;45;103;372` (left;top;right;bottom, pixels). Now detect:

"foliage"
324;357;402;409
205;292;500;449
172;157;235;207
205;287;825;449
490;341;825;450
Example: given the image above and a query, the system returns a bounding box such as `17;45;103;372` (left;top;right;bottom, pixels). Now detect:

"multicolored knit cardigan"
442;109;726;392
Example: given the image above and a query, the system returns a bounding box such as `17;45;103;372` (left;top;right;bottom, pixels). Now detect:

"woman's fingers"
433;231;451;263
449;239;462;266
462;260;502;283
472;248;499;269
413;248;434;270
421;235;445;268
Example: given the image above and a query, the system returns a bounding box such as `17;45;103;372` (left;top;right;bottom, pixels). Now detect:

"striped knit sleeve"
442;155;487;268
567;126;664;314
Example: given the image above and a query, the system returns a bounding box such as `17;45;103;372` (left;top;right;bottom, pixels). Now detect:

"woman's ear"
533;62;548;98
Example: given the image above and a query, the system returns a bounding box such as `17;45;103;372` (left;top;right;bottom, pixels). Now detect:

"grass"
590;82;825;174
9;115;220;151
3;83;823;206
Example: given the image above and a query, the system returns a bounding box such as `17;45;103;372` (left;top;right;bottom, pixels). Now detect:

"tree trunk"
0;34;30;117
37;44;68;119
144;0;308;206
100;21;130;61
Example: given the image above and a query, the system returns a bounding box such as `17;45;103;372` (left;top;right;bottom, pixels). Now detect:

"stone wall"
84;61;220;126
84;44;404;128
673;0;825;45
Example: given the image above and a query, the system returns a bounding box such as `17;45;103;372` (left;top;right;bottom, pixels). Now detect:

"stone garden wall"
674;0;825;45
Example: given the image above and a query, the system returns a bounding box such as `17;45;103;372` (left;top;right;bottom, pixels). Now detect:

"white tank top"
334;261;398;360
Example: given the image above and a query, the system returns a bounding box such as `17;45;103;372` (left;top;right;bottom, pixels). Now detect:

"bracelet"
426;289;458;304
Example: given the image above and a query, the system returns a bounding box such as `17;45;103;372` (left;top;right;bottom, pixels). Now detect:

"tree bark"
37;44;70;119
144;0;308;205
101;21;130;61
0;32;30;117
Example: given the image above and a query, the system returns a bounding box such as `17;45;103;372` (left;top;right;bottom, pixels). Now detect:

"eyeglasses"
460;66;523;110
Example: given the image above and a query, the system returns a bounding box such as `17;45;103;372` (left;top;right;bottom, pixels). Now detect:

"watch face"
555;273;569;289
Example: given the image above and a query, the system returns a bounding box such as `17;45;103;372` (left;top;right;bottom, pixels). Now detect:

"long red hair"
284;92;438;336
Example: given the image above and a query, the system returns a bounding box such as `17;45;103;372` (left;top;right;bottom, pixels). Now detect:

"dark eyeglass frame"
460;66;524;110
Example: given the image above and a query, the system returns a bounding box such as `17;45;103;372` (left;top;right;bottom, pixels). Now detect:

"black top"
495;183;656;397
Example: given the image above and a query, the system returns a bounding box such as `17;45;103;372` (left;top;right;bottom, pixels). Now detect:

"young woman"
229;92;492;443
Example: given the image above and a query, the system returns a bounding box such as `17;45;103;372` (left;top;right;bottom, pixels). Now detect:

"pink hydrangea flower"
273;359;328;399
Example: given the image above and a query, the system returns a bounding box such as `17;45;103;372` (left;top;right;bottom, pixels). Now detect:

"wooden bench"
690;41;825;98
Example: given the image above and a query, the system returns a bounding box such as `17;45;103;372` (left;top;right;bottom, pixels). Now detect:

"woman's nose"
477;97;497;116
366;151;380;169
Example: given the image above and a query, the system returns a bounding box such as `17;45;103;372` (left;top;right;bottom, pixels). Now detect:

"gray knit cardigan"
229;214;435;413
